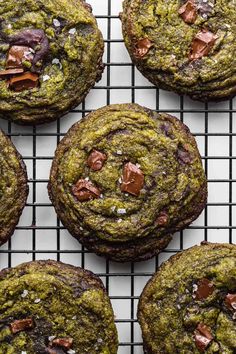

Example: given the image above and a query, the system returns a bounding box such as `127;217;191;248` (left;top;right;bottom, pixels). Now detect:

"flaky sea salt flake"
117;208;126;214
69;28;77;35
21;290;29;298
34;298;41;303
53;19;61;27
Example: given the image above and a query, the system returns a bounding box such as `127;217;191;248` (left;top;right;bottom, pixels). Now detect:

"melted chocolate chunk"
6;45;34;69
87;150;107;171
225;293;236;311
155;211;169;226
177;145;192;164
51;338;73;350
10;318;34;334
72;179;101;202
134;38;153;58
8;29;49;68
189;29;218;60
121;162;144;196
179;0;198;24
9;72;39;92
194;323;213;352
160;123;174;138
195;278;214;300
0;68;24;78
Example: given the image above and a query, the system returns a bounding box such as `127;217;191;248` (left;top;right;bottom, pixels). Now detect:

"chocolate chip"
177;145;192;164
195;278;214;300
0;68;24;78
121;162;144;196
134;38;153;58
72;179;101;202
189;29;218;60
194;323;213;352
10;318;34;334
6;45;34;69
87;150;107;171
8;72;39;92
155;211;168;226
225;293;236;311
51;338;73;350
179;0;198;24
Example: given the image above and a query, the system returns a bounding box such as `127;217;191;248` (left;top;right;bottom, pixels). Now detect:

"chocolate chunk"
160;123;173;138
0;68;24;78
134;38;153;58
177;145;192;164
194;323;213;352
189;29;218;60
72;179;101;202
195;278;214;300
6;45;34;69
87;150;107;171
155;211;168;226
225;293;236;311
179;0;198;24
51;338;73;350
8;29;49;68
9;72;39;92
121;162;144;196
10;318;34;334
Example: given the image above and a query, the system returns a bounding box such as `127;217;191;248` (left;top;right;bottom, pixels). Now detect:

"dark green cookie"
48;103;207;262
121;0;236;101
0;260;118;353
138;242;236;353
0;130;28;245
0;0;104;125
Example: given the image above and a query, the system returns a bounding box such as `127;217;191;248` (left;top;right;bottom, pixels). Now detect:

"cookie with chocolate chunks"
121;0;236;102
0;260;118;353
138;243;236;353
0;129;28;246
0;0;104;124
48;104;207;262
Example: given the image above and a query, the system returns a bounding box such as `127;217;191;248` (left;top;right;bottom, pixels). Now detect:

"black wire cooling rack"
0;1;236;353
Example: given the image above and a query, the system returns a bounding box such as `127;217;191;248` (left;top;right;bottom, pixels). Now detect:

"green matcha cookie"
0;0;104;125
0;260;118;353
138;242;236;353
48;103;207;262
121;0;236;101
0;130;28;246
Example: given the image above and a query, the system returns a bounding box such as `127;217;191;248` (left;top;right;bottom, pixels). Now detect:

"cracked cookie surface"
138;242;236;353
0;0;104;124
48;103;207;262
0;130;28;245
0;260;118;353
122;0;236;101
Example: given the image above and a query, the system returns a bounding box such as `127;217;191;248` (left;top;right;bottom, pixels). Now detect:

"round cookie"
138;242;236;353
0;130;28;245
48;103;207;262
0;0;104;125
0;260;118;353
121;0;236;102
